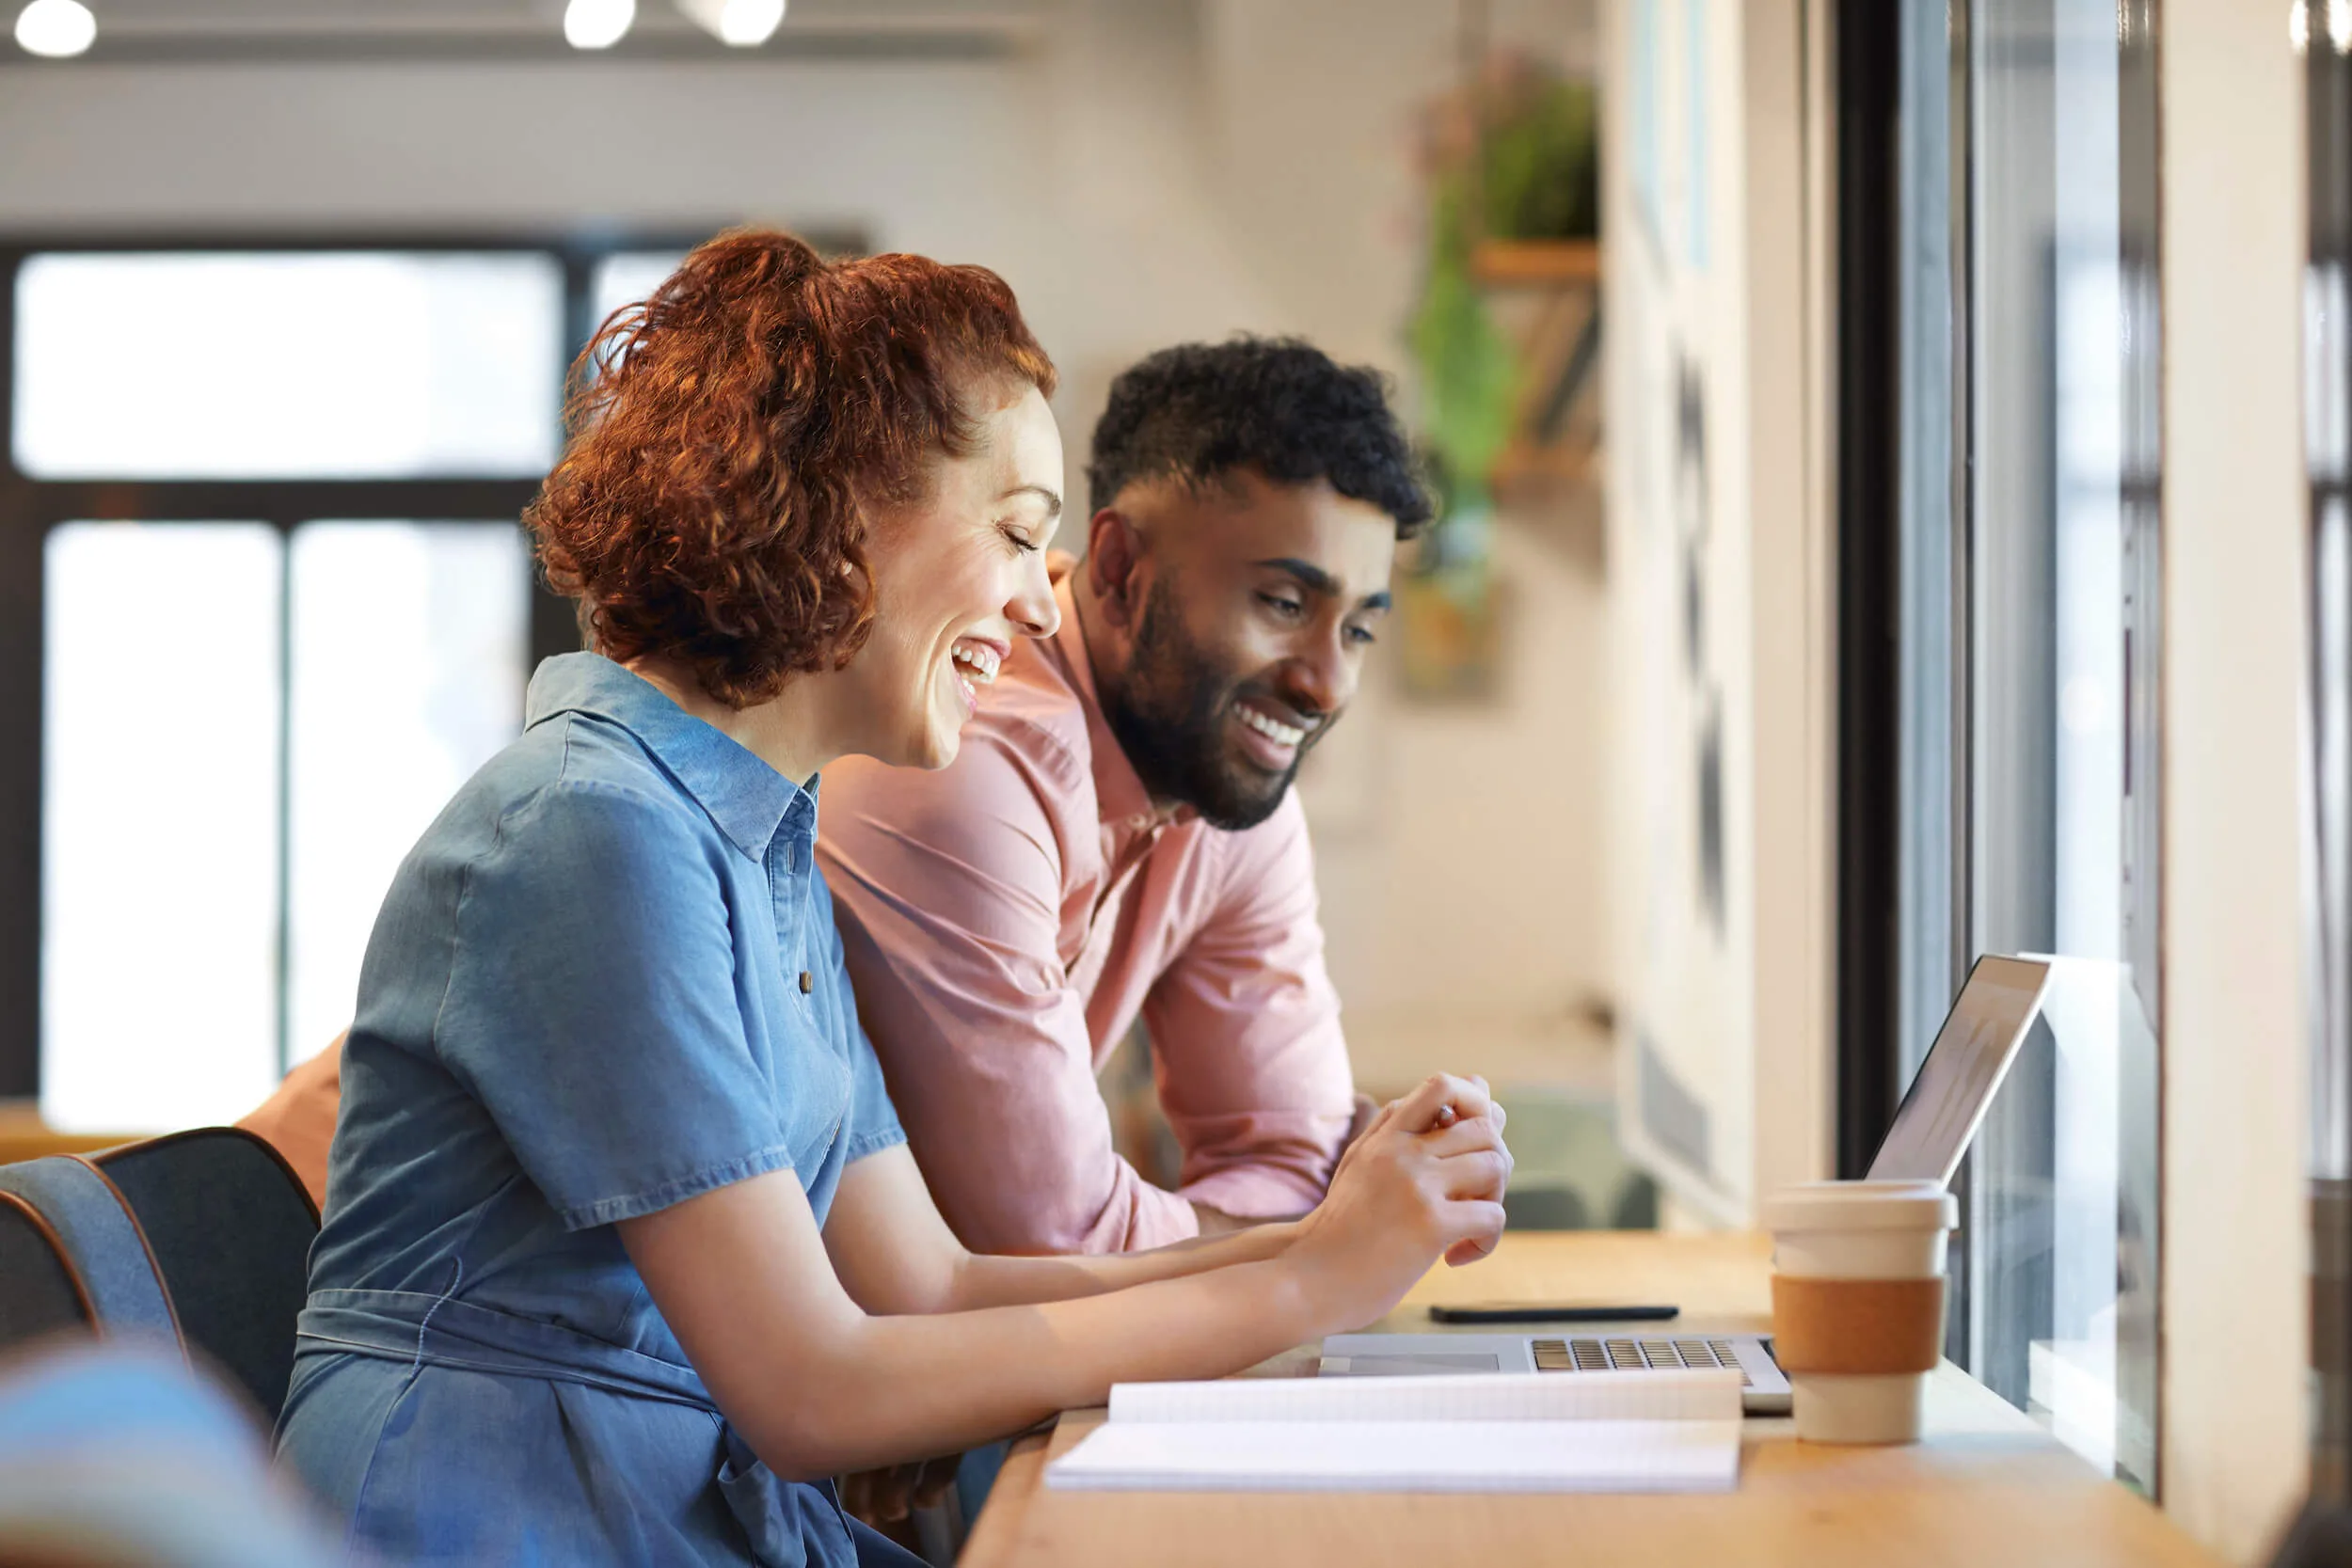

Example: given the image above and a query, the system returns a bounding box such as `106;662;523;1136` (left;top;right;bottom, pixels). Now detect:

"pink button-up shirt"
817;577;1356;1255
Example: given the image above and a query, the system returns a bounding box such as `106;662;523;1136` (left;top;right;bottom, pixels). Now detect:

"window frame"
2305;0;2352;1513
1831;0;2166;1492
0;230;761;1103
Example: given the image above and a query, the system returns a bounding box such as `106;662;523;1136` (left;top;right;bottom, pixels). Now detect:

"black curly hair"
1085;337;1433;537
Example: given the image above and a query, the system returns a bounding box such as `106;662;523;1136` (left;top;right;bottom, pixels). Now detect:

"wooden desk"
0;1104;131;1166
961;1232;2224;1568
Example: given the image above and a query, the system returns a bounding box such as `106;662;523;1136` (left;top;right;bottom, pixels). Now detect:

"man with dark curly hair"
815;336;1432;1256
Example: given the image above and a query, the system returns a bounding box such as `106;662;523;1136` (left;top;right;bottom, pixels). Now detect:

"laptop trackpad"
1321;1353;1502;1375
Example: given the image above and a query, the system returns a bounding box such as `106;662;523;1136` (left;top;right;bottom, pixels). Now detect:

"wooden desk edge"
960;1428;1053;1568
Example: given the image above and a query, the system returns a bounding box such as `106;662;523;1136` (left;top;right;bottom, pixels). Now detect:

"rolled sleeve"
437;783;794;1231
1145;796;1356;1219
821;739;1199;1255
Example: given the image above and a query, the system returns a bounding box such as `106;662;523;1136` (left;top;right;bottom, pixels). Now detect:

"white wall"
0;0;1617;1099
1597;0;1832;1223
2159;1;2312;1557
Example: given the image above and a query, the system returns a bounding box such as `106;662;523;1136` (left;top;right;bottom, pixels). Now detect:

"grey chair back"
0;1129;318;1425
0;1155;181;1349
94;1129;319;1423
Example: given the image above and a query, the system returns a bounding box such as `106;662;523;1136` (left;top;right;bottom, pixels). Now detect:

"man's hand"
836;1454;962;1528
1327;1079;1510;1268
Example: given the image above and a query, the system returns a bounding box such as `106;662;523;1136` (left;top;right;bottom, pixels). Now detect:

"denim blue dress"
275;654;915;1567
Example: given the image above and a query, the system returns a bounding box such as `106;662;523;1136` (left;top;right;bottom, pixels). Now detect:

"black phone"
1427;1302;1681;1325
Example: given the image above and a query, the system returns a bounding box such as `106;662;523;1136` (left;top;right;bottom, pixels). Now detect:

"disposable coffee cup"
1760;1180;1958;1444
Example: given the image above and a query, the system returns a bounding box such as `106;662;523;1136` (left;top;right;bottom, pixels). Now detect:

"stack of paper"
1044;1369;1742;1495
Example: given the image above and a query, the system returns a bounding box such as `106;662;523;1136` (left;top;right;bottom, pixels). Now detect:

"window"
2304;0;2352;1502
0;237;723;1131
40;522;283;1130
589;250;690;332
14;253;564;480
283;522;532;1065
1844;0;2162;1492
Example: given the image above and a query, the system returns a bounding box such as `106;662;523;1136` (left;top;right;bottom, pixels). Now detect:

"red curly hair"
528;229;1057;708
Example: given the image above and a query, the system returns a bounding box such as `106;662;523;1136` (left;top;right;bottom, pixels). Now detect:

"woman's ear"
1086;509;1145;631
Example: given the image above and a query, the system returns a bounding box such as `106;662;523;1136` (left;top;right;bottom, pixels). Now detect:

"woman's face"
845;382;1065;769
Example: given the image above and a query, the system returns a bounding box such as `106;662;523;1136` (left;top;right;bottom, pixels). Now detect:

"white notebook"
1044;1369;1742;1495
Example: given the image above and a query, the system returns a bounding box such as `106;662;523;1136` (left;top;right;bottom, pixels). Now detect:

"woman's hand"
1285;1074;1513;1331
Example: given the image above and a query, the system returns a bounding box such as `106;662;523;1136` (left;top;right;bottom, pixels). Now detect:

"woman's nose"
1009;558;1060;640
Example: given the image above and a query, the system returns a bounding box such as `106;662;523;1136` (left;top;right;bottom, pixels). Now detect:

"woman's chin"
898;715;963;771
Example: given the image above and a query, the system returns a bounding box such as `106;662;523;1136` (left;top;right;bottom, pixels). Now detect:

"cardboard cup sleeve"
1770;1276;1947;1376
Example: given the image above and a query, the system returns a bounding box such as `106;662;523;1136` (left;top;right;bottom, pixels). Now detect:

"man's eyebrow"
1000;483;1063;520
1253;557;1391;612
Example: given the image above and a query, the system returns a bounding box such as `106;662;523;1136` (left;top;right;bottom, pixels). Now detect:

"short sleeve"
437;782;795;1230
840;1027;903;1164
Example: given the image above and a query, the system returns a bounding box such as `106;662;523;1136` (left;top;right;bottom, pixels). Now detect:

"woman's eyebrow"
998;483;1063;519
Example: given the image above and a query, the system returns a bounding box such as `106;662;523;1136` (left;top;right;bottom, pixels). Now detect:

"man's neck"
1069;576;1118;707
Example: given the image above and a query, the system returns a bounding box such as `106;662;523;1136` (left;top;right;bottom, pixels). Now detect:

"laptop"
1319;954;2056;1416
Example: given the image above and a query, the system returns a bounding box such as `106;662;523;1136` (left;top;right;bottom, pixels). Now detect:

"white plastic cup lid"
1760;1180;1957;1233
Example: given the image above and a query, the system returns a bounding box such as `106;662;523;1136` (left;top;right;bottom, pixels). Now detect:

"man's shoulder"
972;639;1093;774
820;641;1094;835
1182;787;1319;903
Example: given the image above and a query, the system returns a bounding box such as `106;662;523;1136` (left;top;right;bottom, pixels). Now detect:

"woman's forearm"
754;1253;1326;1479
944;1220;1299;1310
631;1077;1508;1487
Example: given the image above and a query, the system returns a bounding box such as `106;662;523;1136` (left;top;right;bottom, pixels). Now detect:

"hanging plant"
1407;54;1600;556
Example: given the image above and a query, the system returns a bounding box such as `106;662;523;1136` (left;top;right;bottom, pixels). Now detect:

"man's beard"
1099;577;1327;832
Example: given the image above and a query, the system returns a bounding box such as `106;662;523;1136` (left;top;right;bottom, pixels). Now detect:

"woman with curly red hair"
273;230;1509;1567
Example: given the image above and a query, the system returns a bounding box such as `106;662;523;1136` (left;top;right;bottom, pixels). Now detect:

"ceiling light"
14;0;95;57
564;0;634;49
675;0;784;47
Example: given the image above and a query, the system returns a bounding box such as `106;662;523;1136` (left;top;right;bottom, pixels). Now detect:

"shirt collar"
1042;576;1193;832
524;652;815;862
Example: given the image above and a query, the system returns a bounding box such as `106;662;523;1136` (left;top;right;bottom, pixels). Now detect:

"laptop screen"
1866;955;2054;1184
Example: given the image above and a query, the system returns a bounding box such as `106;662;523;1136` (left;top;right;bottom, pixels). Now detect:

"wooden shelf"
1471;237;1601;287
1493;439;1595;487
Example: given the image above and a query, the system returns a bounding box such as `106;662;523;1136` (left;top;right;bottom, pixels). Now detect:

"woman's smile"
947;636;1007;715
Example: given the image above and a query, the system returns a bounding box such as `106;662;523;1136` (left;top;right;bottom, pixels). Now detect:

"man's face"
1098;469;1398;830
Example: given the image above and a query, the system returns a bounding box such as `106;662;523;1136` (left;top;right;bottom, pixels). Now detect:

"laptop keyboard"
1531;1337;1754;1389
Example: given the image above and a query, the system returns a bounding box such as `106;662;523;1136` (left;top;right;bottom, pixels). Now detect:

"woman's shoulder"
465;711;708;824
426;714;735;897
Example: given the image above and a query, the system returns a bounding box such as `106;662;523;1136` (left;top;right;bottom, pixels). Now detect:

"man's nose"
1278;633;1353;718
1008;556;1060;641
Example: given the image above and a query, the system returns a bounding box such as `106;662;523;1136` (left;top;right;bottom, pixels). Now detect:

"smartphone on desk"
1427;1303;1680;1325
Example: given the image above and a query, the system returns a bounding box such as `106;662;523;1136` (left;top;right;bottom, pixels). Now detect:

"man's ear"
1087;509;1146;631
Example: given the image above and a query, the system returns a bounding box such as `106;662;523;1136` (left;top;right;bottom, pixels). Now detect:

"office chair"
0;1129;319;1424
